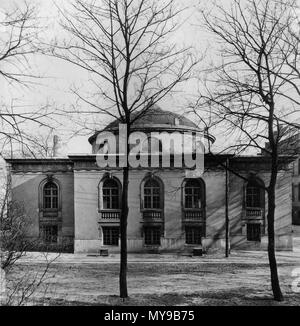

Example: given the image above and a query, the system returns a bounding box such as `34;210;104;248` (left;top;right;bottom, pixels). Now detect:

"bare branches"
194;0;300;302
52;0;198;123
0;2;61;157
197;0;300;158
0;2;40;86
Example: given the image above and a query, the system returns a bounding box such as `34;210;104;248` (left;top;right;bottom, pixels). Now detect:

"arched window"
143;178;162;209
102;178;120;209
244;177;265;242
141;176;164;246
182;178;206;244
43;182;58;209
183;179;204;209
246;179;263;208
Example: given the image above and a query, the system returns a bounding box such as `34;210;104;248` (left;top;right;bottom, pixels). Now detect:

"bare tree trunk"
120;165;129;298
267;180;283;301
119;121;130;299
55;0;197;299
225;158;230;258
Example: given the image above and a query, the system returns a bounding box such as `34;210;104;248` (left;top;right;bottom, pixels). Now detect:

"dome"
88;105;214;144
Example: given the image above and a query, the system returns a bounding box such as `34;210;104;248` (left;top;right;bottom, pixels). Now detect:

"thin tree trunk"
120;165;129;298
225;158;230;257
266;98;283;302
119;123;130;299
267;185;283;301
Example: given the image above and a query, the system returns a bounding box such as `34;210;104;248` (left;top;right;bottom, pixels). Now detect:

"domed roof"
88;105;204;144
107;105;197;129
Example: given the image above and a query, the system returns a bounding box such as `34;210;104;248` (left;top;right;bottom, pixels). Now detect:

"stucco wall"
10;171;74;249
8;159;293;253
73;167;292;253
229;169;292;250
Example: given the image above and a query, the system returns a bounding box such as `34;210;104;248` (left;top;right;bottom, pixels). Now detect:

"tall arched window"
43;182;58;210
246;179;263;208
141;175;164;246
182;178;206;244
102;178;120;209
244;177;265;241
143;178;162;209
184;179;203;209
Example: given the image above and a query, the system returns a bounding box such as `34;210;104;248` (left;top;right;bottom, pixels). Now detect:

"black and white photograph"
0;0;300;310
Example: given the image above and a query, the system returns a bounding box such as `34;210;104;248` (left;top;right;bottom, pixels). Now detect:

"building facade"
5;108;294;253
262;132;300;226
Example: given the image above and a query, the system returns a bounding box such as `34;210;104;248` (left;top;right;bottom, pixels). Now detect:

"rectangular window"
247;223;261;241
144;195;152;209
144;227;161;245
246;187;261;207
41;225;58;244
103;189;119;209
185;226;202;245
102;227;119;246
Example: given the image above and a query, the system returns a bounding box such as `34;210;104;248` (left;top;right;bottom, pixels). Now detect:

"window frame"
99;175;122;212
245;177;265;209
183;179;205;210
246;223;261;242
40;224;58;244
43;181;59;210
140;175;164;212
39;177;61;213
144;226;161;246
185;226;202;245
102;226;119;246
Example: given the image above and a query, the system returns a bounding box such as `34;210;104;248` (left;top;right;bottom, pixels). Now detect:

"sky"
0;0;299;158
0;0;223;157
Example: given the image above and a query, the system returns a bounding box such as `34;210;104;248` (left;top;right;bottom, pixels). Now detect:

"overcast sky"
1;0;226;156
1;0;299;158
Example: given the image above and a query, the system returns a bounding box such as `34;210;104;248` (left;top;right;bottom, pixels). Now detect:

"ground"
3;234;300;306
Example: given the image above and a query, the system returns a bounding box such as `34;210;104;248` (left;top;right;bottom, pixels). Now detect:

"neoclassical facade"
5;107;293;253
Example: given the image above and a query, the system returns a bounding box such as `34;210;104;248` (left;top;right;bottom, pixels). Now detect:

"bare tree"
53;0;198;298
19;130;66;158
0;176;60;306
194;0;300;301
0;2;59;157
4;251;59;306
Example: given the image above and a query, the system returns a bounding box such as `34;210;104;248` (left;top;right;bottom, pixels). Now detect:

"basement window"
144;227;161;245
247;223;261;242
41;225;58;244
102;227;119;246
185;226;202;245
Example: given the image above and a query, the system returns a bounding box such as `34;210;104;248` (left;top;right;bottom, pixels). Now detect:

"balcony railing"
99;210;121;223
183;210;203;222
245;208;263;219
142;210;163;221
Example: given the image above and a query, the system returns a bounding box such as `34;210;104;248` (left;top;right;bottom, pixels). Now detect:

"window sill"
143;244;161;248
102;244;119;247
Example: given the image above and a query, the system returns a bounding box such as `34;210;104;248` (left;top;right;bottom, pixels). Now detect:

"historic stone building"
5;107;293;253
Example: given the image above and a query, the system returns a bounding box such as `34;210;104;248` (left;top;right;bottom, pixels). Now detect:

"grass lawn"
4;251;300;306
